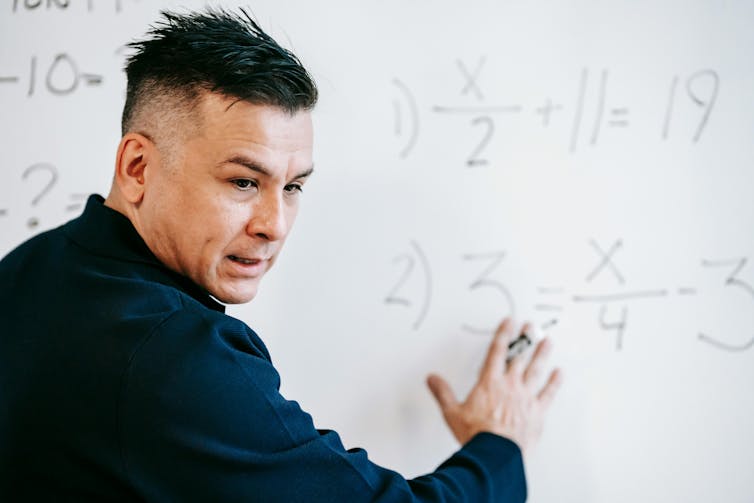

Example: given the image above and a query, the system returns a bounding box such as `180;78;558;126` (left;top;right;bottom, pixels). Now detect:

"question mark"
22;162;58;229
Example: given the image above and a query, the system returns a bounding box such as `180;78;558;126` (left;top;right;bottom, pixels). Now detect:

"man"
0;8;561;501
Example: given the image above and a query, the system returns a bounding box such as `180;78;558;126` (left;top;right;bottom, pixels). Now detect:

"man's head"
106;8;318;304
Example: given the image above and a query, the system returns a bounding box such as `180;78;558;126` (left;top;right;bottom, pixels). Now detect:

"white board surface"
2;1;754;501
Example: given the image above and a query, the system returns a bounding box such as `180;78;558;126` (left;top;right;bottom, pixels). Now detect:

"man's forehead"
199;92;308;120
194;93;310;140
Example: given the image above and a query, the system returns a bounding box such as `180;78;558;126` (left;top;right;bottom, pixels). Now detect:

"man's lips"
228;255;263;265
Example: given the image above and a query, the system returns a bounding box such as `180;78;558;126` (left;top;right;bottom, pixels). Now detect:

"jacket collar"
65;195;225;313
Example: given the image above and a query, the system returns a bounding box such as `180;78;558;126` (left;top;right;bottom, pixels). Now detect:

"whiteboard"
2;1;754;501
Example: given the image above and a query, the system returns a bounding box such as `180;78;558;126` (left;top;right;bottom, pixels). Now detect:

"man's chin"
210;283;259;305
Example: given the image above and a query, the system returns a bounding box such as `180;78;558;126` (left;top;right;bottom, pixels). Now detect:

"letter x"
586;238;625;284
456;57;486;101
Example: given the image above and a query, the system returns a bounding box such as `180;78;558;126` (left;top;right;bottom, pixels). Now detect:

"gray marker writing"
506;333;532;363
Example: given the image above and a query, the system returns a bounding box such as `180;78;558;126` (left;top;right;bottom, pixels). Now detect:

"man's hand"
426;318;562;453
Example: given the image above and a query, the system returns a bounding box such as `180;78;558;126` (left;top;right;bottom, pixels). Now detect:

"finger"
427;374;459;413
523;337;552;387
506;322;532;376
479;318;514;382
520;321;532;338
536;368;563;409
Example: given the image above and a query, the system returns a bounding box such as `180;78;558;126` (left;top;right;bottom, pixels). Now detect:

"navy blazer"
0;195;526;501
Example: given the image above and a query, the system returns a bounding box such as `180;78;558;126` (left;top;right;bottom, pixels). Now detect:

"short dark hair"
121;8;318;135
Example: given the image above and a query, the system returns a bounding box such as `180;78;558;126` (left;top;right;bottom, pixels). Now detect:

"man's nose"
247;192;287;242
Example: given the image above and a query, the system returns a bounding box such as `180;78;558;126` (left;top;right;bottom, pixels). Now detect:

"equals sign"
66;194;88;212
80;73;103;86
541;319;559;330
608;108;630;127
535;287;565;330
0;76;20;84
535;286;565;311
677;287;697;296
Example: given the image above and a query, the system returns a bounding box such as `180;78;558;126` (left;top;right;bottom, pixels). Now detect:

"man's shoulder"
0;223;66;271
1;216;258;349
73;259;263;359
0;224;72;309
150;292;271;359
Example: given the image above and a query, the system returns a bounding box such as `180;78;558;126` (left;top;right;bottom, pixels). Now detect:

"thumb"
427;373;458;413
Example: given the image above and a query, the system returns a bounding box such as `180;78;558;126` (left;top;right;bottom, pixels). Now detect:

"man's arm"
118;309;554;501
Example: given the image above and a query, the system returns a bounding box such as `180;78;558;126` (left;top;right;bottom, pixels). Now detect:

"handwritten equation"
0;54;104;97
0;163;86;229
392;60;719;163
11;0;138;13
384;239;754;354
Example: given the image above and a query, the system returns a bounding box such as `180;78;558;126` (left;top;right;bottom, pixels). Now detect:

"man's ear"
113;133;155;204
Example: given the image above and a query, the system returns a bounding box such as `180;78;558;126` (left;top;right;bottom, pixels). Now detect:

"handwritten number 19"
663;70;719;143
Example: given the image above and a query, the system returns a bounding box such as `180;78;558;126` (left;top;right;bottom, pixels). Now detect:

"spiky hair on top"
120;7;318;135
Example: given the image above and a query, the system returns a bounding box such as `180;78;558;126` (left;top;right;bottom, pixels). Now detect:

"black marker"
506;333;532;363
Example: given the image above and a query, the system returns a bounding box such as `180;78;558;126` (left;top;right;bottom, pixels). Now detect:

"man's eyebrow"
224;155;271;176
293;166;315;180
224;155;314;180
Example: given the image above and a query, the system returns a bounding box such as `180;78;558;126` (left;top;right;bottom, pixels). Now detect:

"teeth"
230;255;257;265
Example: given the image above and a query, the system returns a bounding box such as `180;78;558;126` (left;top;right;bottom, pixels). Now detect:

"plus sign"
535;98;563;127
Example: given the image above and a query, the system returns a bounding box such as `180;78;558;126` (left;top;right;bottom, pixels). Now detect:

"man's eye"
285;183;303;194
232;179;256;190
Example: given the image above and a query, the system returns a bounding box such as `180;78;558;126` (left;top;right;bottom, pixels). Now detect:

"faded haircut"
120;7;318;136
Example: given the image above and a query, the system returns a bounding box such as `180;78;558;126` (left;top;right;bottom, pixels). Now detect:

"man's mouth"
228;255;262;265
